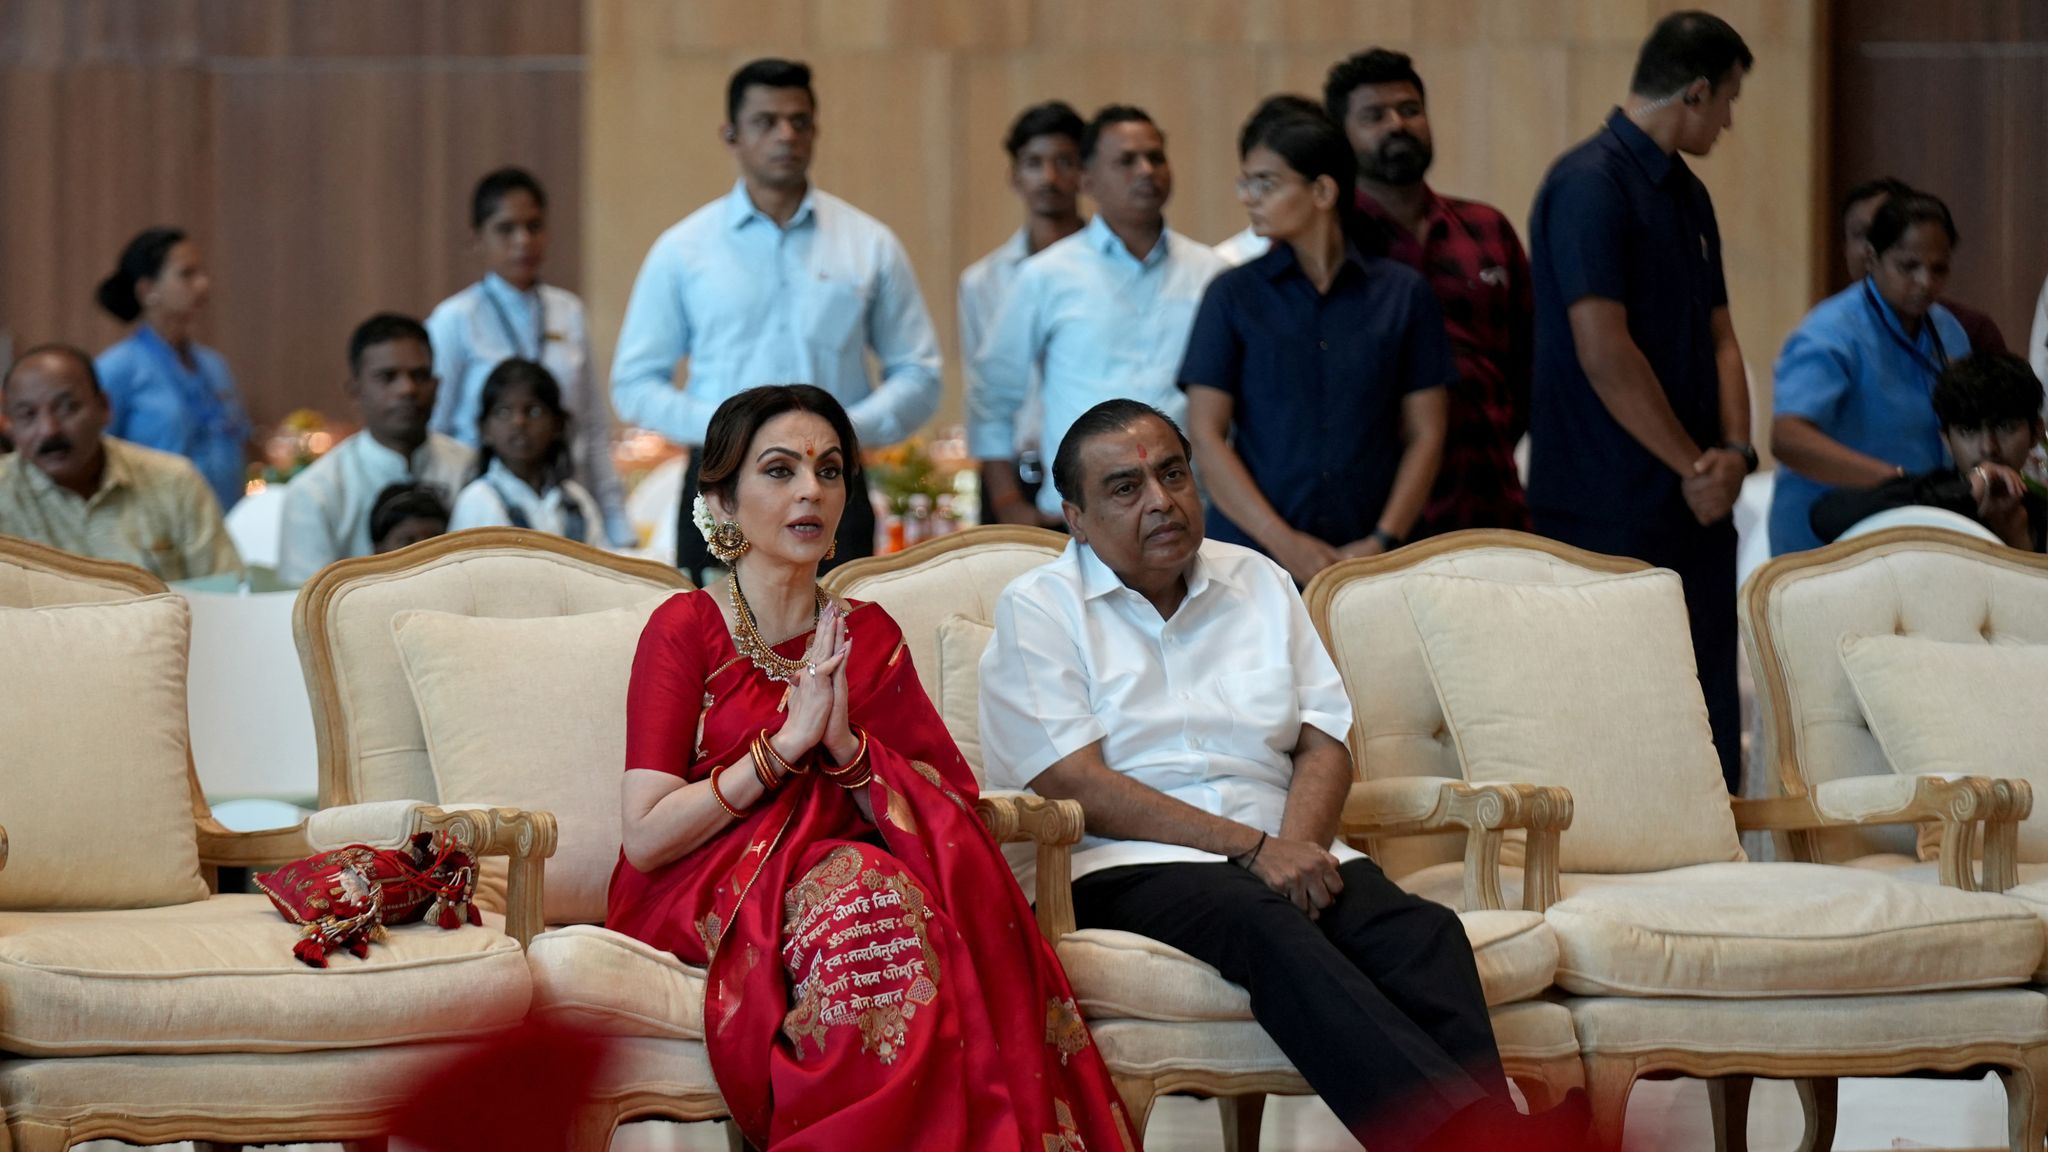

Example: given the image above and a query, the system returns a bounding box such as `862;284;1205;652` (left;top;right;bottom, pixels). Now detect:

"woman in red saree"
609;385;1137;1151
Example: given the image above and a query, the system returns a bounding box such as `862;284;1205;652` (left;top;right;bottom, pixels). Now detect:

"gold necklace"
729;577;828;684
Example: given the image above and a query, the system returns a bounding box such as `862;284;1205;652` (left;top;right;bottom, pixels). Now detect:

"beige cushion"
1568;986;2048;1057
393;597;671;925
0;893;531;1055
1840;634;2048;859
526;924;705;1040
1085;998;1579;1082
0;594;207;910
315;547;681;805
1544;861;2043;998
1403;570;1744;874
936;614;994;778
1059;909;1556;1022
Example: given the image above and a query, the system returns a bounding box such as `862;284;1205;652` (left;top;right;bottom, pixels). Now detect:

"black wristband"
1723;440;1759;475
1370;527;1403;552
1233;831;1267;870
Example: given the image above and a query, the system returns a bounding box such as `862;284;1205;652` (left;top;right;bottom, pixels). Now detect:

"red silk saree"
608;591;1137;1151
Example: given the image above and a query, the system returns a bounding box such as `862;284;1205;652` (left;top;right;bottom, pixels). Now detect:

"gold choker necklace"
730;578;828;683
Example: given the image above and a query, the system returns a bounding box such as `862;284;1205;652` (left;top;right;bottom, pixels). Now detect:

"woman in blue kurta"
1768;192;1971;554
94;227;254;513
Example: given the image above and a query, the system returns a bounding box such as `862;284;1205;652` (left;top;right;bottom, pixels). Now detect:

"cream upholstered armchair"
1305;529;2048;1152
293;527;714;1150
826;526;1583;1150
0;534;535;1152
1744;527;2047;899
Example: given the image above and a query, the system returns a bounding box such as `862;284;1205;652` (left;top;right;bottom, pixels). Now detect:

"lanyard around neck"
1862;279;1949;381
482;282;545;362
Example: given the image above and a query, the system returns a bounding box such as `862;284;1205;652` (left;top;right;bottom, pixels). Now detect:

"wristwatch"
1722;440;1759;475
1369;528;1404;552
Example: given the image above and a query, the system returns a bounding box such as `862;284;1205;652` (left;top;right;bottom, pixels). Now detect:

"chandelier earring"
708;519;750;564
823;538;838;562
693;493;751;564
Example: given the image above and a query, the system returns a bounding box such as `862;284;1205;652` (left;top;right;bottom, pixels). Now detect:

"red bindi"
802;439;816;458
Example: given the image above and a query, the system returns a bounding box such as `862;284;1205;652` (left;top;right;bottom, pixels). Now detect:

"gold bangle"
761;731;806;776
834;764;874;790
822;728;869;778
752;737;779;791
710;762;747;819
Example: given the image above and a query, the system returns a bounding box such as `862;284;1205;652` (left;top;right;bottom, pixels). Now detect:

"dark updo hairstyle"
696;385;862;509
369;482;451;549
471;166;547;231
1865;191;1959;257
95;227;186;323
1238;99;1388;258
475;358;575;489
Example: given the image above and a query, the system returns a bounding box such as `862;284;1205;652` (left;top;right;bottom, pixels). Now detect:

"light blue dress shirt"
610;179;942;450
969;215;1224;517
1769;279;1970;555
96;326;252;512
424;274;633;545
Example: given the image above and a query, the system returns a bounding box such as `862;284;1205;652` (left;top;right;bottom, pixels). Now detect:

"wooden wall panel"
587;0;1823;431
1830;2;2048;349
0;0;583;428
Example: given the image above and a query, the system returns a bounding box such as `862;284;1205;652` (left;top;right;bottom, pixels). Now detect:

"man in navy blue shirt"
1528;10;1754;792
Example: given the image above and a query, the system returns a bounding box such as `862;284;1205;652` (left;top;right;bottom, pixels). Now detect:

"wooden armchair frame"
1741;526;2048;889
0;535;558;1152
1306;529;2048;1152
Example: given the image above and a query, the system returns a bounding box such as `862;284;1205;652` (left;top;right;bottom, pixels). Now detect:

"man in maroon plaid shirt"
1326;49;1533;536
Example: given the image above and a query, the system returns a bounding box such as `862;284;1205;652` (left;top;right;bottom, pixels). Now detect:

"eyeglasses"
1235;172;1306;200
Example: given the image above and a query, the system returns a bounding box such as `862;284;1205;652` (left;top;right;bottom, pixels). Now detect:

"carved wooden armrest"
195;817;316;871
1734;776;2032;893
299;800;559;948
1341;778;1574;913
975;791;1085;943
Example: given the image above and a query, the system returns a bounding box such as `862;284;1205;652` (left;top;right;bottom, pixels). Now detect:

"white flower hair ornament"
691;493;718;544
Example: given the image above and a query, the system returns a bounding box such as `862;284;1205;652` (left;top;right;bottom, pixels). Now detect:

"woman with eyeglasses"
1768;190;1973;555
1179;100;1451;586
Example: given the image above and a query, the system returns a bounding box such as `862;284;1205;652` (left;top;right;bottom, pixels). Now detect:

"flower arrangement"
257;409;336;486
865;436;966;515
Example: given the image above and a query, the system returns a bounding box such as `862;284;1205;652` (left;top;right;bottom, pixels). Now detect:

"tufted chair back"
294;528;692;808
1306;531;1648;880
1743;527;2048;862
824;526;1069;784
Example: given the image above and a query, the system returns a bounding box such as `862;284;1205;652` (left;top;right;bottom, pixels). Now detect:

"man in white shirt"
610;58;942;579
970;106;1225;527
277;314;473;584
979;399;1586;1152
958;100;1086;526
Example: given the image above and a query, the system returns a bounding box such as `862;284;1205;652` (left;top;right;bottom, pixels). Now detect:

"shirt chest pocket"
1209;667;1300;758
800;273;874;353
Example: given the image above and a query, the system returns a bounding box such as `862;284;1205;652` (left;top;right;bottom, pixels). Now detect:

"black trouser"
675;451;875;586
1533;508;1742;793
1073;859;1506;1152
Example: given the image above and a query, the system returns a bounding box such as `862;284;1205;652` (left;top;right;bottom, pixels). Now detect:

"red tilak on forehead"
1136;444;1149;461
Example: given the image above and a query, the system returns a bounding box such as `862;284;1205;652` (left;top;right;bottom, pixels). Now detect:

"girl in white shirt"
448;359;603;545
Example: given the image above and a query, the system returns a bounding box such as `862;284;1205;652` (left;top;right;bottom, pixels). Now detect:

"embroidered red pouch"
255;832;483;967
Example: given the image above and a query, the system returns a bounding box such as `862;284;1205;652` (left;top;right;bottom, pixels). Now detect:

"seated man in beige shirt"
0;344;241;581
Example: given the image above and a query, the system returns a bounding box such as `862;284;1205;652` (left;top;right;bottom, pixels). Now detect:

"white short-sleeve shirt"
979;537;1359;883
